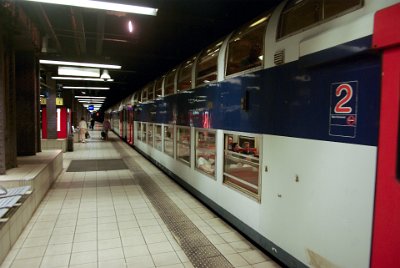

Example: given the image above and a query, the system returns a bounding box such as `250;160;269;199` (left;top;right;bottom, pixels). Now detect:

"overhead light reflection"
75;96;106;99
63;86;110;90
24;0;158;16
40;60;121;69
52;77;114;82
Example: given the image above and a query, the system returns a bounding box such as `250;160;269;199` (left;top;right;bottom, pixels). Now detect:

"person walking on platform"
90;118;95;130
79;117;88;143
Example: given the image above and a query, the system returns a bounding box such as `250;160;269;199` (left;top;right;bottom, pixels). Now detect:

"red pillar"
371;3;400;267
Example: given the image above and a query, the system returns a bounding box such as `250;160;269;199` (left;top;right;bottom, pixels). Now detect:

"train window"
137;122;142;141
324;0;362;20
155;124;162;151
132;92;139;105
142;123;147;142
195;130;216;178
178;58;195;92
196;40;223;87
278;0;362;39
223;133;261;199
164;69;177;96
147;123;154;147
226;15;268;76
147;82;155;101
164;125;174;158
177;126;191;166
155;78;163;98
141;88;148;103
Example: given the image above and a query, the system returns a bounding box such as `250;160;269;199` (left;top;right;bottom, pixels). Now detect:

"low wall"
41;139;67;152
0;150;63;264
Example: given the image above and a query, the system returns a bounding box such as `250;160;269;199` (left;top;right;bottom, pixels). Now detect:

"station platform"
0;131;281;268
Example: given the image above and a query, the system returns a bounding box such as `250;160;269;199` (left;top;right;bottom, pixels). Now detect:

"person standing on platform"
90;118;95;130
79;117;88;143
102;119;111;140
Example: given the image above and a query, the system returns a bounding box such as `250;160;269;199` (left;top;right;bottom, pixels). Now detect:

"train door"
123;109;128;140
128;109;134;145
371;4;400;267
119;110;123;138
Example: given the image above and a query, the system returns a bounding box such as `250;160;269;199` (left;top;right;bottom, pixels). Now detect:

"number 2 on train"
334;83;353;113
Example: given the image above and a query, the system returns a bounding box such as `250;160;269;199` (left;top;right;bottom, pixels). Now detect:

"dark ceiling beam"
70;7;86;55
34;4;62;53
96;13;105;56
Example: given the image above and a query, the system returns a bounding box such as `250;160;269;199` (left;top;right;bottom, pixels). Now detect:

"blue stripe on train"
136;37;380;146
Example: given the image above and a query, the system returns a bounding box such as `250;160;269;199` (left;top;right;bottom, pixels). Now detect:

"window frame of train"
176;126;191;167
223;132;261;201
155;78;163;98
195;129;216;179
147;123;154;147
277;0;363;40
195;39;224;87
146;82;155;102
225;14;270;78
141;88;148;103
142;122;147;143
164;69;177;97
177;57;196;92
155;124;163;151
137;122;143;141
164;125;175;158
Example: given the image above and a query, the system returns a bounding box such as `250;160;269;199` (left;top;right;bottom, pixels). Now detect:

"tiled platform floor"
0;131;281;268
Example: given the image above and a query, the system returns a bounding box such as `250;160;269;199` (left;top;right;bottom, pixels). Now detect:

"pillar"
46;76;57;139
0;36;18;173
15;51;39;156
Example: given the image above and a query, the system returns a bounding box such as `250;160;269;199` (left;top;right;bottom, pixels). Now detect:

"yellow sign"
40;97;64;106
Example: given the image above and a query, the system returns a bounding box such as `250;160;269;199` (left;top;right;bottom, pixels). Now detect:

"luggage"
85;132;90;139
101;131;106;138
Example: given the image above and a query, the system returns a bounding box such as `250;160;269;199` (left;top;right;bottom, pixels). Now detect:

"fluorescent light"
128;20;134;33
63;86;110;90
79;102;104;104
77;98;105;101
58;66;100;77
75;96;106;99
51;76;114;82
40;60;121;69
25;0;158;16
78;98;104;101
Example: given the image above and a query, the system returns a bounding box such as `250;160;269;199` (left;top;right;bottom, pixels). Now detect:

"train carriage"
107;1;400;267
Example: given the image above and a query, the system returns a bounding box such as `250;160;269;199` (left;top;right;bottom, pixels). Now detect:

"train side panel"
261;136;376;267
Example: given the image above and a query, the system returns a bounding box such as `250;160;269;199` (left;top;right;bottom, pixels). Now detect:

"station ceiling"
21;0;284;110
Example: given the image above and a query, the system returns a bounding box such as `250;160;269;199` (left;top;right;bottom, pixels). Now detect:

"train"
105;1;400;267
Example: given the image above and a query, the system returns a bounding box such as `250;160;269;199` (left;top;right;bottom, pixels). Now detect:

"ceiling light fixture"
58;66;100;77
51;76;114;82
100;70;111;80
24;0;158;16
75;96;106;99
77;98;105;101
77;101;104;103
63;86;110;90
40;60;121;69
